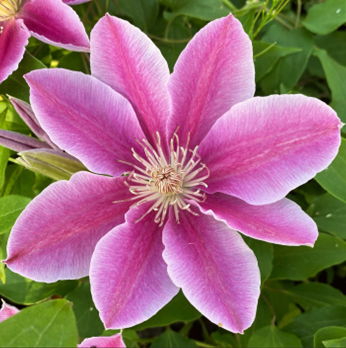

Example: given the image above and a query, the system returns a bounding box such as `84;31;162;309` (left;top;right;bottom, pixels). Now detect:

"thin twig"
198;318;217;346
164;19;173;40
253;42;277;59
295;0;302;27
222;0;237;11
80;53;90;75
32;44;43;57
112;0;123;15
261;293;276;326
273;14;294;30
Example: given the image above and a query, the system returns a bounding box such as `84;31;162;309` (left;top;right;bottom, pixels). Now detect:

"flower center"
151;165;183;195
114;130;209;226
0;0;21;22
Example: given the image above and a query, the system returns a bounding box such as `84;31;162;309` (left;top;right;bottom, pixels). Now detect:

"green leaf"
131;290;201;330
65;282;104;339
303;0;346;35
0;146;9;192
162;0;229;21
0;51;46;103
122;330;140;348
0;108;10;191
211;330;236;347
283;283;346;311
58;52;86;72
243;236;273;284
307;56;325;79
260;25;313;94
101;329;139;348
237;9;255;35
248;325;302;347
314;326;346;348
315;32;346;66
238;296;273;347
0;299;78;347
0;233;8;284
324;337;346;348
10;170;36;198
151;330;197;348
117;0;159;31
313;49;346;127
277;304;302;329
315;138;346;202
270;233;346;280
262;281;294;323
283;305;346;347
253;41;302;82
0;195;31;234
1;164;24;197
310;193;346;238
0;268;78;305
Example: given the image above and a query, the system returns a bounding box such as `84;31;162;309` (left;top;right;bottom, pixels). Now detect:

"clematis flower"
0;0;90;83
79;333;126;348
4;14;342;333
0;300;19;323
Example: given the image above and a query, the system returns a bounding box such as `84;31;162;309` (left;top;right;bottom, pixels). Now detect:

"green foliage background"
0;0;345;347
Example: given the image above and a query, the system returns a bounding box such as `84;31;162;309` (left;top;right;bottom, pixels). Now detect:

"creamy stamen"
0;0;21;21
114;131;209;226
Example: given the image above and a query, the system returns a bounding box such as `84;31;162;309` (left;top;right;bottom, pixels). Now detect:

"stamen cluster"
0;0;21;22
115;131;210;226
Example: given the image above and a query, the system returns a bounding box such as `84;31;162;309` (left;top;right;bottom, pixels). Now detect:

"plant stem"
295;0;302;27
198;318;217;346
195;340;217;347
261;293;276;326
253;42;277;59
222;0;237;11
274;14;294;29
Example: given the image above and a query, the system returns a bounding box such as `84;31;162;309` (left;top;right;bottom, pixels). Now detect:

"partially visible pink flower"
5;14;342;334
79;333;126;348
0;0;90;83
0;300;19;323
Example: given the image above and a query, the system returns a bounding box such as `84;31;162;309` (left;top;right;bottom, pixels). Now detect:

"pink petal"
79;333;126;348
25;69;146;177
167;14;255;148
63;0;92;4
199;95;342;205
162;210;260;333
90;205;179;329
0;19;30;83
0;300;20;323
198;193;318;246
18;0;90;52
5;172;133;283
90;14;171;145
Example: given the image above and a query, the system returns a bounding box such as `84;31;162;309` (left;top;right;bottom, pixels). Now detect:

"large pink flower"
0;0;90;83
5;14;341;333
